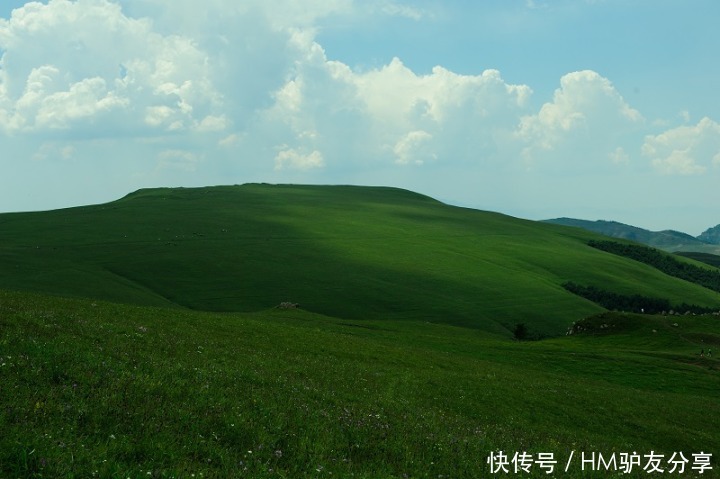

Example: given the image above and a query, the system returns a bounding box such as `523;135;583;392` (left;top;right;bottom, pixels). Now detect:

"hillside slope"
675;251;720;268
1;184;720;336
2;289;718;478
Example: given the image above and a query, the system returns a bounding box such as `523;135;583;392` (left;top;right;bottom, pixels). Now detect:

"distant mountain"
542;218;708;250
699;225;720;245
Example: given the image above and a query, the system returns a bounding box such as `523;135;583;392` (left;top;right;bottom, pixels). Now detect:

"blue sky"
1;0;719;235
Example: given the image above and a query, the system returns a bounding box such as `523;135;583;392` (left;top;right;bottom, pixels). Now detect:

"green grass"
2;184;720;477
1;184;719;337
1;290;718;478
677;252;720;269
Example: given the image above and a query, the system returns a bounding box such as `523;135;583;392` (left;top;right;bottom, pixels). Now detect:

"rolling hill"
676;251;720;268
3;185;720;477
2;184;720;337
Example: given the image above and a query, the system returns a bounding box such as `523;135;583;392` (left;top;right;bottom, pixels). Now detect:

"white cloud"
36;77;128;129
393;130;435;165
263;48;533;169
274;147;325;171
356;59;531;129
651;150;706;176
517;70;643;169
218;133;242;148
643;117;720;175
373;2;426;20
0;0;222;135
1;0;534;172
196;115;229;132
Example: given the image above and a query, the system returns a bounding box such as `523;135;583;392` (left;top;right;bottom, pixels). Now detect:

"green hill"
3;185;720;477
676;251;720;269
2;184;720;336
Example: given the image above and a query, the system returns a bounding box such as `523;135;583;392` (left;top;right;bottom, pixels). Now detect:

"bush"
513;323;528;340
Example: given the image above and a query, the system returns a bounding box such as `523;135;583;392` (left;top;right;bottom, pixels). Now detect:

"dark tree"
513;323;529;341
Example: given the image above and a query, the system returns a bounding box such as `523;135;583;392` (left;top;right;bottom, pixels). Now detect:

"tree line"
562;282;717;315
587;240;720;293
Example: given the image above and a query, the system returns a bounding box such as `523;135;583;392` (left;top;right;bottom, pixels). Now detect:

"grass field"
1;290;718;478
2;184;720;337
2;184;719;477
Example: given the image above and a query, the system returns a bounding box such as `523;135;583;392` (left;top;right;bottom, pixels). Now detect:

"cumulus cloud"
0;0;538;175
393;130;436;165
356;59;531;129
0;0;222;135
263;48;533;170
517;70;643;169
1;1;656;181
643;117;720;175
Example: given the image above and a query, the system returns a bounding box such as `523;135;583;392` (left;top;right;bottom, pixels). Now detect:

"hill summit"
1;184;719;336
699;224;720;245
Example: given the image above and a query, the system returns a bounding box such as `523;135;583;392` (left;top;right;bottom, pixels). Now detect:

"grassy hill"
677;251;720;269
2;184;720;337
3;185;720;477
1;289;718;478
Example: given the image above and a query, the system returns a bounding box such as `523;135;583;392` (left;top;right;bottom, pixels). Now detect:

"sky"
1;0;719;235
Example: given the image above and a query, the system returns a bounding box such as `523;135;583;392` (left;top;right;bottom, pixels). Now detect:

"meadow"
1;290;718;478
1;184;719;477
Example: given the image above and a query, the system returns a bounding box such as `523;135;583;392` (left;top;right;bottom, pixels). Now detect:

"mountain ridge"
543;217;720;253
